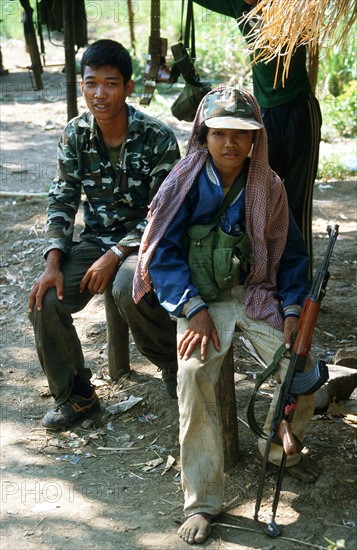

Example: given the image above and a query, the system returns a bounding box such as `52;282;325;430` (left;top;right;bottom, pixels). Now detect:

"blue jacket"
149;160;310;319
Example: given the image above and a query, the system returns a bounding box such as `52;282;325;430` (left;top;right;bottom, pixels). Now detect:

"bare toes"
178;514;211;544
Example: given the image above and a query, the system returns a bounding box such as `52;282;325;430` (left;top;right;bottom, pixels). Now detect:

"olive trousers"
30;241;177;405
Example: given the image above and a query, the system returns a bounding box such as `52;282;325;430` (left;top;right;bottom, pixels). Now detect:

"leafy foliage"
1;0;355;140
321;81;357;138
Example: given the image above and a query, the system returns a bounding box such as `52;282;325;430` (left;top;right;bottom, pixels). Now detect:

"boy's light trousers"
177;287;315;518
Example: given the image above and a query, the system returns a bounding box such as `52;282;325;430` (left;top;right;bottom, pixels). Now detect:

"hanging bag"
170;0;211;122
171;81;211;122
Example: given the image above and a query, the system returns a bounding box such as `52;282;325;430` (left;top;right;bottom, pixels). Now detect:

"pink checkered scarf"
133;88;288;330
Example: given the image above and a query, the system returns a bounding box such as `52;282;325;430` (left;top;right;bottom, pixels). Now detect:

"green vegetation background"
1;0;356;176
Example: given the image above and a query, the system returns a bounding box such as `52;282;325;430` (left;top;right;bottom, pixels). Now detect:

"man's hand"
79;249;120;295
178;309;220;362
284;316;299;350
28;250;63;312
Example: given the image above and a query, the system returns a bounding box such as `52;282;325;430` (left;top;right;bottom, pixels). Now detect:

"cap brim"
205;116;263;130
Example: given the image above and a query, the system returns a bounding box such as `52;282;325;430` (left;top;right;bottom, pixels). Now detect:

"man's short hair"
80;39;132;84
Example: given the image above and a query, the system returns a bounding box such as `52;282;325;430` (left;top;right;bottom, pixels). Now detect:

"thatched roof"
240;0;357;86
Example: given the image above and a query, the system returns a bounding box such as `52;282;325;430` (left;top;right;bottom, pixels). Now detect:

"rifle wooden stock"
140;0;170;106
278;419;296;455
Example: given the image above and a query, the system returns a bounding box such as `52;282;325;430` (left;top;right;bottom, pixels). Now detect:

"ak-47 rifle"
248;224;339;537
140;0;171;106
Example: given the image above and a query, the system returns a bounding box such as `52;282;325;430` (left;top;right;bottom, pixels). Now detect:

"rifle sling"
184;0;195;58
212;168;247;223
246;342;286;439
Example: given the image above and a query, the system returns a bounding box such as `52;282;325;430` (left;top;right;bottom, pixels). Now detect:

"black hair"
80;39;132;84
196;122;209;145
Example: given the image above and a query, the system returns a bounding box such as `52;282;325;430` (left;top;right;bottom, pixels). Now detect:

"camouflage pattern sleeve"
43;126;82;257
118;110;180;248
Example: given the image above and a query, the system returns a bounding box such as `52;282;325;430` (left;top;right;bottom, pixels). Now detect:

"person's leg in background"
262;93;322;276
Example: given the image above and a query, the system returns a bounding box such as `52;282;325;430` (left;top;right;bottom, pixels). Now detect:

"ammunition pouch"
187;223;251;301
171;42;199;85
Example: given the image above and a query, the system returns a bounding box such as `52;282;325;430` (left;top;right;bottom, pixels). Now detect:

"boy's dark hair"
80;39;132;83
196;122;209;145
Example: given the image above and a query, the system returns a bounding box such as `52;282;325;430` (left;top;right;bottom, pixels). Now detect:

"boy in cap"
133;87;319;544
193;0;322;277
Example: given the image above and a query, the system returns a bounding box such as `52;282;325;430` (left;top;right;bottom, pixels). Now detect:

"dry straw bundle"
240;0;357;86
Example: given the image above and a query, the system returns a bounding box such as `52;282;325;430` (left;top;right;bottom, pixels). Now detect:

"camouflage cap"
202;88;263;130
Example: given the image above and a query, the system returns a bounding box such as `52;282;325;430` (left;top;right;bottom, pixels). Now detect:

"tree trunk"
62;0;78;120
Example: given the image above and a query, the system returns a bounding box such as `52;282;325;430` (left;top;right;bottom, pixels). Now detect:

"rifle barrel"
309;224;339;300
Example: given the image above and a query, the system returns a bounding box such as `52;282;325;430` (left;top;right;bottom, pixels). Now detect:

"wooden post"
62;0;78;121
127;0;136;52
104;288;130;380
20;0;43;90
218;343;239;472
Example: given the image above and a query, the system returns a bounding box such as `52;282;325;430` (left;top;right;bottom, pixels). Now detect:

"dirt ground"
1;40;357;550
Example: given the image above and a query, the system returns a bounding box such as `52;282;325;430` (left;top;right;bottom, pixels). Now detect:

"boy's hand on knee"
178;310;220;361
283;316;299;350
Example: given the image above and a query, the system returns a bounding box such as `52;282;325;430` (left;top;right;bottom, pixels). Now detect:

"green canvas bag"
171;81;212;122
170;1;211;122
188;224;250;301
187;171;251;301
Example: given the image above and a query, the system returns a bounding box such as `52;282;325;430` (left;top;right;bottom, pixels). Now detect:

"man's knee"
112;254;137;307
29;288;59;325
111;277;134;309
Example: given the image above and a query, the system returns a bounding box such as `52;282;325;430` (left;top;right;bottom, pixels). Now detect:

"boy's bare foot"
286;455;320;483
178;513;212;545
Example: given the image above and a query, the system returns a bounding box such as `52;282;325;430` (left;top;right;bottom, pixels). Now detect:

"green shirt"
193;0;311;107
44;104;180;256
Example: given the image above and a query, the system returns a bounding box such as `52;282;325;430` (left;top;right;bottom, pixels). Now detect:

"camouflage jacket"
44;104;180;257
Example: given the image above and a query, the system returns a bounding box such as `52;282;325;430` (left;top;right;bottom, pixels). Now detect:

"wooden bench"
104;290;239;471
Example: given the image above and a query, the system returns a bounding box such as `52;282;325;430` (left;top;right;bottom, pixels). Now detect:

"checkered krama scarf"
133;88;288;330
